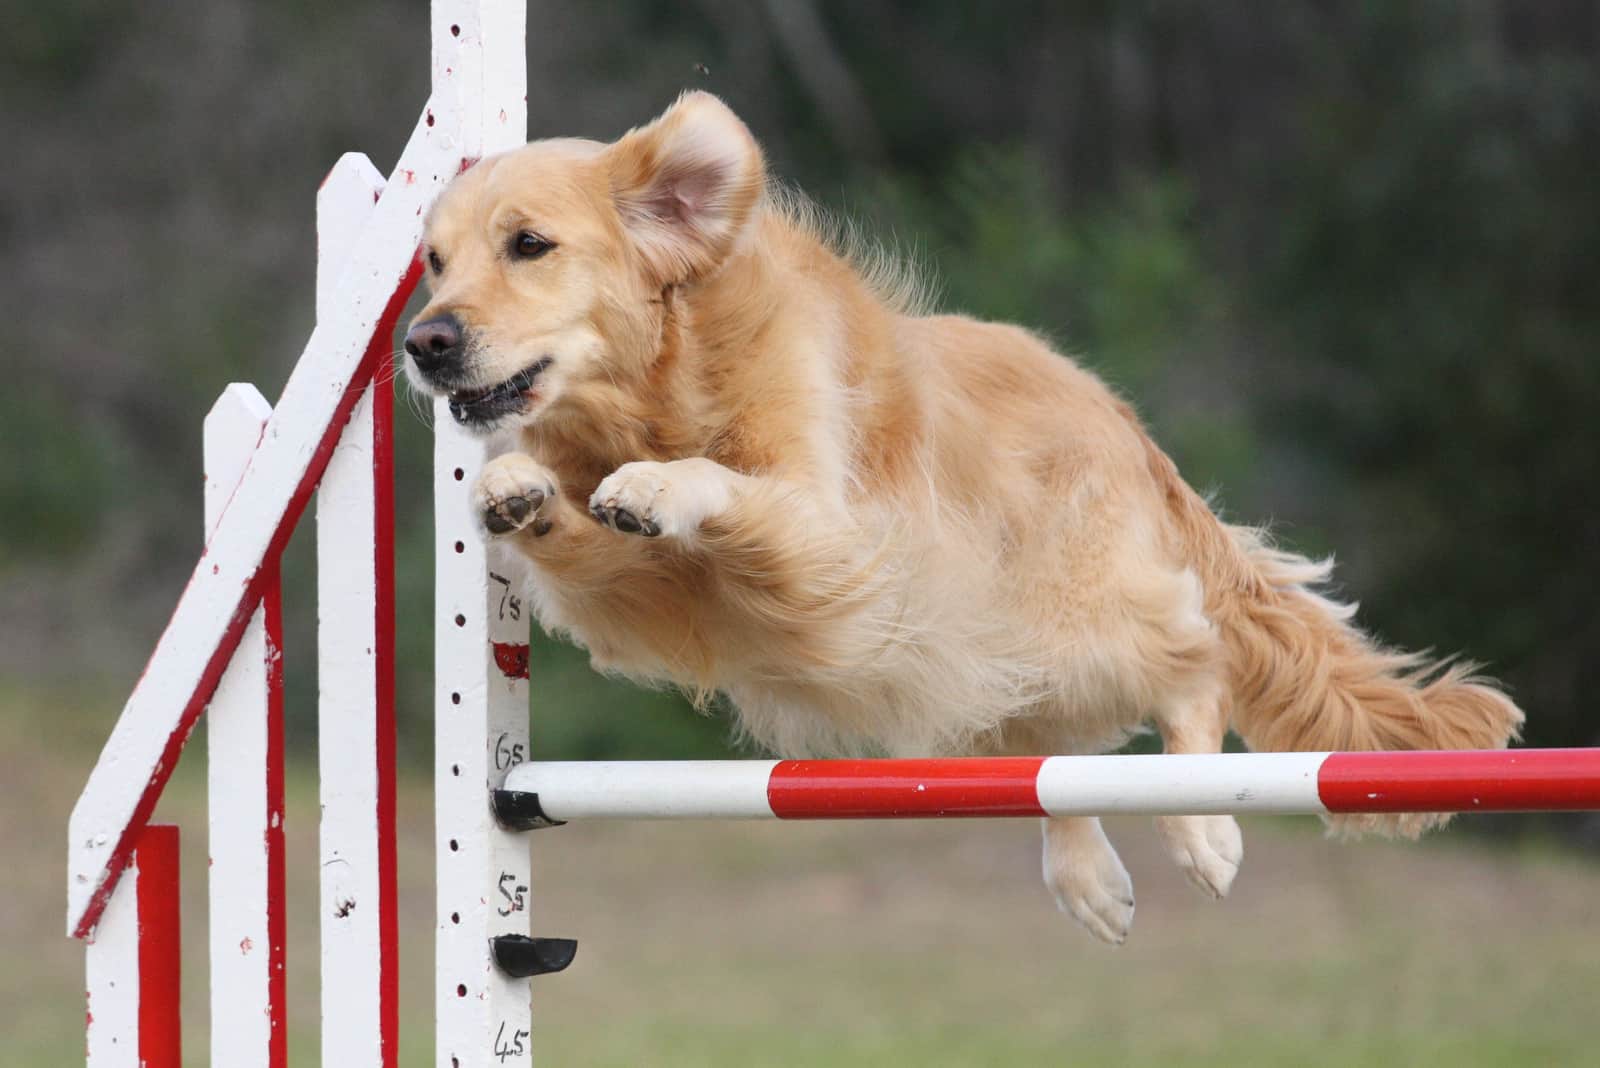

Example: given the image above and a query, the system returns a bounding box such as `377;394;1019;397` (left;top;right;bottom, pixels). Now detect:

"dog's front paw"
589;459;732;540
473;453;559;538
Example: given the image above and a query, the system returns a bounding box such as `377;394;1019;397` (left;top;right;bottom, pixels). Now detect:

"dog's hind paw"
1157;814;1243;900
474;453;558;538
1044;830;1136;945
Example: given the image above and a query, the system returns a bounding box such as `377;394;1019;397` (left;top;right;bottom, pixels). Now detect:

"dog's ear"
606;92;765;285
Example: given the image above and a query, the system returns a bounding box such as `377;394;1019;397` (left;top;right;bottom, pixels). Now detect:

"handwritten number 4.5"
493;1021;529;1062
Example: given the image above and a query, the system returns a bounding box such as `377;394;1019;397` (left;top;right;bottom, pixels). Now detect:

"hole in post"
449;839;459;851
454;540;464;553
450;23;460;36
453;467;464;481
451;692;461;705
451;764;460;776
451;911;460;924
456;984;467;998
454;614;465;627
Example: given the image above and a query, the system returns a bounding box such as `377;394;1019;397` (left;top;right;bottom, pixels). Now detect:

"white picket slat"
204;384;284;1068
315;152;395;1068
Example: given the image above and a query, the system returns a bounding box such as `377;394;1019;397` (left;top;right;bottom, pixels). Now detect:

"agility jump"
65;3;1600;1067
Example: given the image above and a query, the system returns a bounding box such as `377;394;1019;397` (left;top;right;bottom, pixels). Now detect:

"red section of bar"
768;758;1048;819
74;256;424;941
1318;749;1600;813
136;825;182;1068
371;332;400;1068
262;564;288;1068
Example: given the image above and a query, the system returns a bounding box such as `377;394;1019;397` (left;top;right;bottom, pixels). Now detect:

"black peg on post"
491;789;565;830
491;934;577;978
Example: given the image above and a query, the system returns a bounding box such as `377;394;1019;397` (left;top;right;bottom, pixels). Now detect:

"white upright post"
205;384;285;1068
431;4;535;1066
316;152;399;1068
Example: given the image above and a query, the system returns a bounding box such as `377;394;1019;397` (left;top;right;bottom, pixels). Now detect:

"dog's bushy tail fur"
1216;528;1524;837
1135;428;1524;838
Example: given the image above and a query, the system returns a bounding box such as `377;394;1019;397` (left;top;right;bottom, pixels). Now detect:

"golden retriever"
403;92;1523;944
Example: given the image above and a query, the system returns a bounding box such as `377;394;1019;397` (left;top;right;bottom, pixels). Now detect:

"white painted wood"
68;86;464;938
317;154;387;323
204;384;280;1068
1035;753;1330;815
315;152;390;1068
85;859;140;1067
505;762;782;820
431;4;534;1067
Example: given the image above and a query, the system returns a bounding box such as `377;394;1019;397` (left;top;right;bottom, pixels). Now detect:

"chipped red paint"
71;256;424;942
493;642;531;680
136;825;182;1068
1318;748;1600;813
768;758;1048;819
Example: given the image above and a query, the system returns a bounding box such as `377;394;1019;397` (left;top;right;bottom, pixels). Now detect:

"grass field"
8;684;1599;1066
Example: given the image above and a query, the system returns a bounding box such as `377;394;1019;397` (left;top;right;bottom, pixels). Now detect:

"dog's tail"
1137;433;1524;838
1216;528;1523;836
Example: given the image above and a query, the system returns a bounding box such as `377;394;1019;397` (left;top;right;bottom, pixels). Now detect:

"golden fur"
406;92;1524;943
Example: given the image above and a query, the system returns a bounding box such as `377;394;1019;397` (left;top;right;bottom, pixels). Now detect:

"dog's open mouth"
446;357;552;426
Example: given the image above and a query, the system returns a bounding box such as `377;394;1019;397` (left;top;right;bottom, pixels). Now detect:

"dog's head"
403;91;765;433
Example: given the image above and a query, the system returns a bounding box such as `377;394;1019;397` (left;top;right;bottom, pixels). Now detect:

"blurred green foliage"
3;3;1595;801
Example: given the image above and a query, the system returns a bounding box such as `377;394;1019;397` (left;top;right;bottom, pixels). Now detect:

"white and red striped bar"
502;750;1600;821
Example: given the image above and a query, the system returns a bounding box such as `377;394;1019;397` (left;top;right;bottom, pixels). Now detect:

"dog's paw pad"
589;464;672;538
473;457;558;538
484;489;544;534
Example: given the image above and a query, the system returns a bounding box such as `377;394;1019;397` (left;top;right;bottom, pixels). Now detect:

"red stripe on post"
768;758;1048;819
1318;749;1600;813
371;333;400;1068
262;565;288;1068
136;825;182;1068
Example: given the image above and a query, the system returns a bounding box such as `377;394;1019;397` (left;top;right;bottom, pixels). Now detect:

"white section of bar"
85;858;140;1067
433;8;532;1066
315;152;388;1068
1035;753;1330;815
505;761;782;820
204;384;279;1068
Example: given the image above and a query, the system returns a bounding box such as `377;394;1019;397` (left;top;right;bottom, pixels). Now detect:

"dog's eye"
512;231;555;260
427;250;444;274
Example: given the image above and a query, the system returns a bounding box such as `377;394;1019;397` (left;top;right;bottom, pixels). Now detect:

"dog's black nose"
404;315;464;375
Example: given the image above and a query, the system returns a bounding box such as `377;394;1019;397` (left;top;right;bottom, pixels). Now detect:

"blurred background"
3;2;1597;1064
